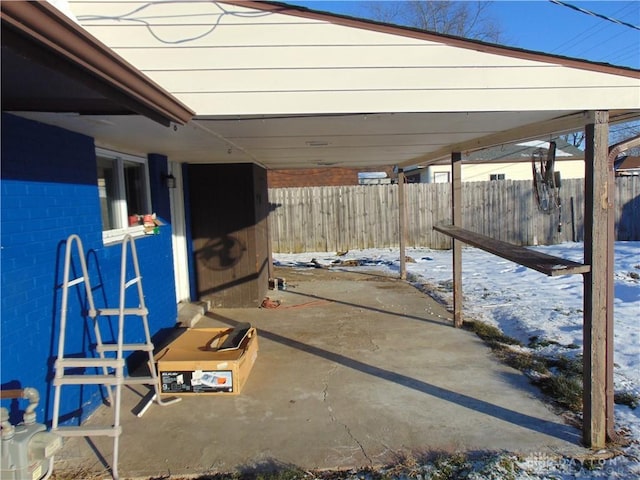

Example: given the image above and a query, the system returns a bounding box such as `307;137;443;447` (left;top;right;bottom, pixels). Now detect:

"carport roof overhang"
7;0;640;169
17;109;639;170
183;0;640;168
1;1;193;127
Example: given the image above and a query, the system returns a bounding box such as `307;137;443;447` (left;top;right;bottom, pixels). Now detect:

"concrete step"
177;300;210;327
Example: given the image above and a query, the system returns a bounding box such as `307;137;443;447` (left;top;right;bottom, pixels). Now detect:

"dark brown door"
188;164;269;307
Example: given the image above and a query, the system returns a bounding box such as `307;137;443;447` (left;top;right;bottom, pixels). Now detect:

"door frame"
169;161;191;303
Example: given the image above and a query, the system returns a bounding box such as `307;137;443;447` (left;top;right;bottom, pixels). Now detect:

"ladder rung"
96;343;154;353
55;358;124;369
53;426;122;438
123;376;156;385
67;277;86;287
54;375;121;386
124;277;141;288
92;307;148;316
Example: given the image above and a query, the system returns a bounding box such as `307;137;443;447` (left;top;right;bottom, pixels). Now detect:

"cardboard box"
155;327;258;395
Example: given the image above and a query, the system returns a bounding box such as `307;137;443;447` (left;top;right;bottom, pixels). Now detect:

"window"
433;172;450;183
490;173;506;181
96;148;151;242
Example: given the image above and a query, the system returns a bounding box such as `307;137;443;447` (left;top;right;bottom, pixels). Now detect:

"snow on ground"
274;242;640;479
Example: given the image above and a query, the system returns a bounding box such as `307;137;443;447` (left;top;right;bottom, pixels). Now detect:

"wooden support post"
605;146;616;444
583;110;609;448
398;168;407;280
451;152;463;328
605;134;640;442
267;199;274;282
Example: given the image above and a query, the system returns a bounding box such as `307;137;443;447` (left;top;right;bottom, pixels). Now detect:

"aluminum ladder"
51;234;180;480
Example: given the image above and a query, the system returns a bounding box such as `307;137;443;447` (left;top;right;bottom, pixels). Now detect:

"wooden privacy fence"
268;176;640;253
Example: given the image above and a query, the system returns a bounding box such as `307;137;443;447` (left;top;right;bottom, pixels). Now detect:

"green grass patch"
430;452;471;480
528;335;561;348
495;349;549;374
155;452;532;480
237;463;306;480
178;461;307;480
464;320;587;414
614;391;640;409
534;373;583;412
437;279;454;293
462;320;522;348
547;355;583;376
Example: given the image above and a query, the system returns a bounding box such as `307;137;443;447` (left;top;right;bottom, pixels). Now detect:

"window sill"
102;226;148;246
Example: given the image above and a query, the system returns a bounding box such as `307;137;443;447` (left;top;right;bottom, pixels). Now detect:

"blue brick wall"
1;114;178;426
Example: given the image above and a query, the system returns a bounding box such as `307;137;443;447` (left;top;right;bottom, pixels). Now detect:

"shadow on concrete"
270;281;450;328
206;310;580;444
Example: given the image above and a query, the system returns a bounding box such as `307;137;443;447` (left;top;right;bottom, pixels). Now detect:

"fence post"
268;177;635;253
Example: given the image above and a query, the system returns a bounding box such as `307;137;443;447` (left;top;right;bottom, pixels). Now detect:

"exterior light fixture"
163;173;176;189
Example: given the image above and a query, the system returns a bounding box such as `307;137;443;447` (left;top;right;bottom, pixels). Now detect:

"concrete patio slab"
54;267;585;478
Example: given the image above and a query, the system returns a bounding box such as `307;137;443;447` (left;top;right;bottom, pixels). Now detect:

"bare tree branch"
362;1;502;42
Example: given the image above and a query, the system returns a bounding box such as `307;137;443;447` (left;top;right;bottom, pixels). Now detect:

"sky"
285;1;640;70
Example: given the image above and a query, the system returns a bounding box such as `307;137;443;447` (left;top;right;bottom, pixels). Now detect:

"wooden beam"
398;110;640;169
398;169;407;280
583;110;609;448
434;225;590;276
451;152;463;328
399;112;596;168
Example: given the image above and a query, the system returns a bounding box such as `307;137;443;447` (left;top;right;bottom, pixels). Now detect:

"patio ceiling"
17;108;639;169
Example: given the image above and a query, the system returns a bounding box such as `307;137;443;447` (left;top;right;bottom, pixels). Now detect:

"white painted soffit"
17;109;638;170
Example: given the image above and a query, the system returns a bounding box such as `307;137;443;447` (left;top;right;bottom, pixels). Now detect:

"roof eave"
0;1;194;126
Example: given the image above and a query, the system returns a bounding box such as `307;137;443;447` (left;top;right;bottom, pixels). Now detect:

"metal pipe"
21;387;39;425
0;387;40;426
1;407;15;440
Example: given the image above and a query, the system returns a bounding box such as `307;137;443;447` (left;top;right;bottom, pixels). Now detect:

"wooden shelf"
433;224;590;277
